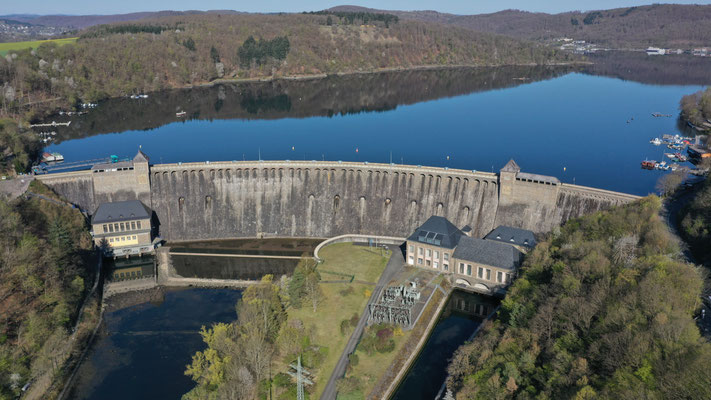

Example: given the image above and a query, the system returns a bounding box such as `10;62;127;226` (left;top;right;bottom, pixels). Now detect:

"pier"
30;121;71;128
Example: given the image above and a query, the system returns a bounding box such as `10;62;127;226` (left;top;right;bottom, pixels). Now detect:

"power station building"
406;215;534;294
90;199;154;256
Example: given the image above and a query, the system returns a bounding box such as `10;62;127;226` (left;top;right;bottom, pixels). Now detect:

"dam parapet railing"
149;159;499;181
314;234;407;262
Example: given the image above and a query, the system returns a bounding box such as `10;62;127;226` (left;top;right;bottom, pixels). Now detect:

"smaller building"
484;225;537;252
91;200;154;256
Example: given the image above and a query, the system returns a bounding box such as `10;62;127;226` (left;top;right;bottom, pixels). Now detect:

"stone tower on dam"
36;153;640;241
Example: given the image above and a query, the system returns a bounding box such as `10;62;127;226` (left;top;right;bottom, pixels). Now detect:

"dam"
36;152;640;241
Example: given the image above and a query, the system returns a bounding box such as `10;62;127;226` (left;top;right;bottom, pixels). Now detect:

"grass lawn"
282;242;390;399
344;326;413;398
0;37;78;55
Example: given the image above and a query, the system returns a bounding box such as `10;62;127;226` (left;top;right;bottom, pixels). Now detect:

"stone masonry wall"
37;160;641;240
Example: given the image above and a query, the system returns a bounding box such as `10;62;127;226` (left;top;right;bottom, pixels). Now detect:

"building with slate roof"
484;225;536;252
91;200;155;256
406;215;531;295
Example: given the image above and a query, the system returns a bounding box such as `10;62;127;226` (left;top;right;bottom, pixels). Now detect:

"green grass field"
0;37;78;56
281;243;390;399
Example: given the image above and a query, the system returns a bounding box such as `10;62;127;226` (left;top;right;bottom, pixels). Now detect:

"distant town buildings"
406;216;535;295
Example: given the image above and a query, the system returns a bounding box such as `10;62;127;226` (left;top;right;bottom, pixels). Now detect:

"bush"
340;319;351;335
273;372;292;388
348;352;359;367
375;338;395;353
349;313;359;327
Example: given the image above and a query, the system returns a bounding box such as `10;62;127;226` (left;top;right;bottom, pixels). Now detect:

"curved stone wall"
37;160;641;241
149;161;501;241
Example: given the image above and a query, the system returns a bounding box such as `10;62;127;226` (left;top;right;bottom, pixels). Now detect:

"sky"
3;0;710;16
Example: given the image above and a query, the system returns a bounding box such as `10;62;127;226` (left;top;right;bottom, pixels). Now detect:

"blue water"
69;288;242;400
46;72;707;196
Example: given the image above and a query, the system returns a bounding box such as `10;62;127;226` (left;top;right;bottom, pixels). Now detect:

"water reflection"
48;65;572;142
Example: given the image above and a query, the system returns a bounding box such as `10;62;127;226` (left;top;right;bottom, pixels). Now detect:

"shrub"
340;319;351;335
375;338;395;353
273;372;292;388
348;352;359;367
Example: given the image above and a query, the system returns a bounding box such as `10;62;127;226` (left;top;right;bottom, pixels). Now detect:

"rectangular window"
408;245;413;253
103;224;108;232
444;263;449;271
418;247;423;255
478;267;484;279
114;223;119;232
131;221;136;230
467;265;472;276
497;271;503;283
120;223;125;231
444;253;449;261
408;256;414;265
426;249;432;257
418;258;423;265
459;263;465;274
434;261;439;269
109;238;114;243
506;273;511;283
486;269;491;280
108;224;114;233
137;221;142;230
121;236;125;241
426;260;431;267
434;251;439;259
133;235;137;240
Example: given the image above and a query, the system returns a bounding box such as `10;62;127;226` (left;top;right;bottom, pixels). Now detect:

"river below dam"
67;288;242;400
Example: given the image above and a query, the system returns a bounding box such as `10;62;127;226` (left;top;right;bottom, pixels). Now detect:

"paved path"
320;244;405;400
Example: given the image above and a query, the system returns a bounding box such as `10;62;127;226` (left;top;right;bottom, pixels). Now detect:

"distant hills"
330;4;711;48
1;10;244;30
2;4;710;47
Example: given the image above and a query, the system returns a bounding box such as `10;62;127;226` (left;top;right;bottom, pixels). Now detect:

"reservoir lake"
58;54;711;399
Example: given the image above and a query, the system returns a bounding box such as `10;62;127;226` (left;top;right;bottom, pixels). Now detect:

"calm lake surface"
55;53;711;399
68;288;242;400
43;53;711;196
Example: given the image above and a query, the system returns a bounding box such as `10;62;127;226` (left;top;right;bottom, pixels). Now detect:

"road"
319;244;405;400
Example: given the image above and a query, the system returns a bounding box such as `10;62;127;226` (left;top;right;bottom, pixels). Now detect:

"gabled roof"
453;237;522;271
133;150;150;163
407;216;463;249
500;159;521;173
485;226;537;248
92;200;151;224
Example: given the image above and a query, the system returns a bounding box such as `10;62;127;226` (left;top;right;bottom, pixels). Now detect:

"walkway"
320;244;405;400
168;251;304;260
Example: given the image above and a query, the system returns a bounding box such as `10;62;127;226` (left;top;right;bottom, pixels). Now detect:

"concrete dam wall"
36;156;640;241
150;162;501;241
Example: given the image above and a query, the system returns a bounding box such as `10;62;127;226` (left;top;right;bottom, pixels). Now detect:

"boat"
641;160;656;170
176;111;187;117
650;138;662;145
41;152;64;163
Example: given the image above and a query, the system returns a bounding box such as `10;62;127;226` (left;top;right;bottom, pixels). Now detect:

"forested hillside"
680;87;711;131
680;177;711;267
0;182;94;399
446;196;711;399
332;4;711;48
0;12;571;120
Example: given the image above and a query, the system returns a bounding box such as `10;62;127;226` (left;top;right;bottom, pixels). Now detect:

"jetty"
30;121;71;128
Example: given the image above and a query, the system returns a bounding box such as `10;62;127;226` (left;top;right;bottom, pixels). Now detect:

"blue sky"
3;1;709;16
